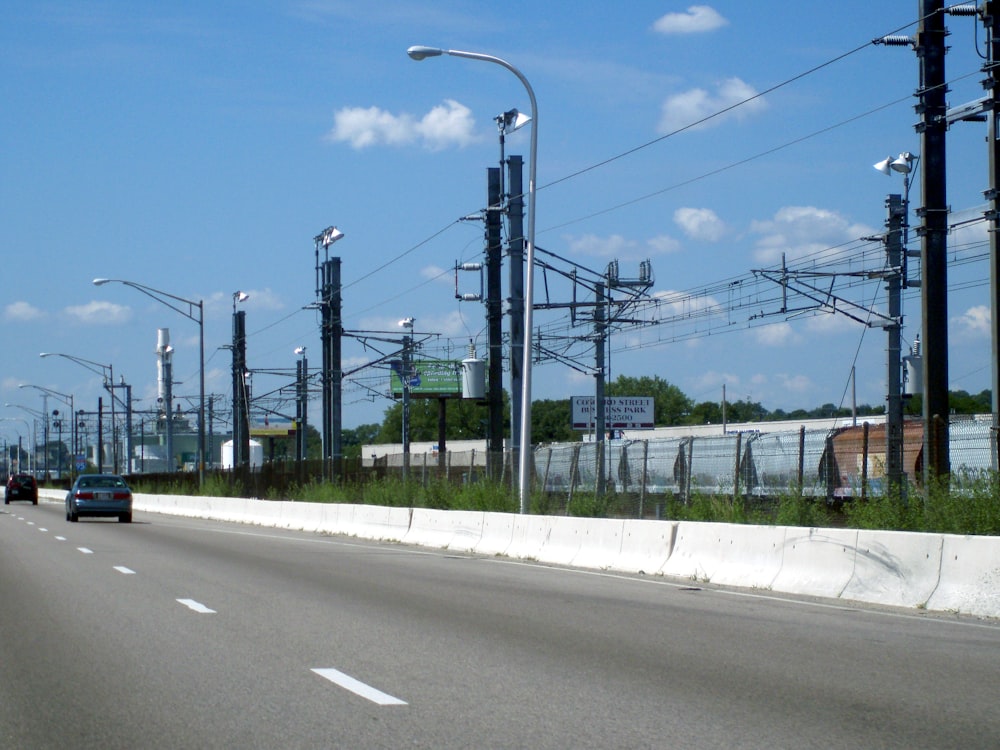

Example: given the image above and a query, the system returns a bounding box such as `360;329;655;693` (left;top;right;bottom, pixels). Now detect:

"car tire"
118;512;132;524
32;498;38;506
69;511;79;522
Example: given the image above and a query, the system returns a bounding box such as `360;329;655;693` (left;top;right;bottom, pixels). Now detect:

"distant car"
5;474;38;505
65;474;133;523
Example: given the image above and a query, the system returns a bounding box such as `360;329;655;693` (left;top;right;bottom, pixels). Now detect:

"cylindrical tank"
462;358;486;400
220;439;264;469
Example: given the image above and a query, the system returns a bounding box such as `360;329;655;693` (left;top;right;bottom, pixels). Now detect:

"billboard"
389;359;462;398
571;396;655;430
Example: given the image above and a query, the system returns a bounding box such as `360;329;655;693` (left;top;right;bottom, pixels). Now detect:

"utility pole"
917;0;951;483
485;166;505;474
295;351;309;475
985;0;1000;469
232;308;249;470
594;281;607;495
401;330;412;481
507;154;525;474
884;194;906;490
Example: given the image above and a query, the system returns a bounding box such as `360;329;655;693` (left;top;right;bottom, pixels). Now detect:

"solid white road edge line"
177;598;216;614
311;668;407;706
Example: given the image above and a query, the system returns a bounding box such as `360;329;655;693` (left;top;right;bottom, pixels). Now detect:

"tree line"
337;375;992;457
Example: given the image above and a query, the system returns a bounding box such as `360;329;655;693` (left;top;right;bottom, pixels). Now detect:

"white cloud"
659;77;766;133
952;304;990;340
646;234;681;254
566;233;636;259
750;205;871;264
4;301;45;321
775;373;813;394
674;207;726;242
752;321;800;347
652;6;728;34
420;265;453;285
63;300;131;325
328;100;479;150
651;288;724;321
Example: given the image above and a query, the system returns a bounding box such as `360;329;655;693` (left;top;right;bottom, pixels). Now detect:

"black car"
5;474;38;505
65;474;133;523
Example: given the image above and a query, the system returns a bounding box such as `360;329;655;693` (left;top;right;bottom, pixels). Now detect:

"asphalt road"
2;500;998;749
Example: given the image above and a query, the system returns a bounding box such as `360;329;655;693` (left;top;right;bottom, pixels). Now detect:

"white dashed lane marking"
312;668;408;706
114;566;136;575
177;599;216;614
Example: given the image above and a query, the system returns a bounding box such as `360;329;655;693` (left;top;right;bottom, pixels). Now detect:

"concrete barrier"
770;527;860;599
475;512;515;557
841;529;943;609
926;534;1000;618
54;491;1000;619
402;508;484;551
659;522;786;589
505;514;553;561
570;518;626;570
613;519;677;574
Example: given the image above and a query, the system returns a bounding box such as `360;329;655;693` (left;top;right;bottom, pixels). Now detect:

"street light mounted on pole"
39;351;126;473
407;45;539;514
19;383;75;480
93;277;205;485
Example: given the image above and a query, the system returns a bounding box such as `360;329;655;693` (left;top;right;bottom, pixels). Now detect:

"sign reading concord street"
571;396;655;430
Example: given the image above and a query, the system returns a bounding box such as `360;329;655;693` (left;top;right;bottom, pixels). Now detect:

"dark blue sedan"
66;474;133;523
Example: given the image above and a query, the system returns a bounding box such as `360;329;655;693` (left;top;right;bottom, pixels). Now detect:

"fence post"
797;426;805;493
639;440;649;519
861;421;869;501
733;431;743;504
825;433;836;503
541;447;553;498
568;443;581;511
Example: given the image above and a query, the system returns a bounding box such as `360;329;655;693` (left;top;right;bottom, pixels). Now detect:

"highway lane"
2;500;999;749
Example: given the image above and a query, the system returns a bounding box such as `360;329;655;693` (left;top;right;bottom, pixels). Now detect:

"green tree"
531;399;577;443
375;397;495;444
342;423;380;459
605;375;692;425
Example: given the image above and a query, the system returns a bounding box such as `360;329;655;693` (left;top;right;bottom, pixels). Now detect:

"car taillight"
75;491;94;500
113;491;131;500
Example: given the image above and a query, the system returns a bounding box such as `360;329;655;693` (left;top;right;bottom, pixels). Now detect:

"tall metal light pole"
19;384;74;479
314;226;344;481
407;45;538;513
39;351;129;473
93;277;205;484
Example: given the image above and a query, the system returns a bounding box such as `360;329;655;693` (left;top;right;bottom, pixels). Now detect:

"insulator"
459;262;482;271
874;35;913;46
947;4;980;16
459;293;482;302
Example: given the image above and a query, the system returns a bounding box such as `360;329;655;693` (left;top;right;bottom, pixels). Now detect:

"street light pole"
407;45;538;513
18;384;74;480
93;278;205;485
39;352;127;473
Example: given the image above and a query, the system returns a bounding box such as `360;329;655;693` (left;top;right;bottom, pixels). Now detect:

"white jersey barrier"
40;490;998;619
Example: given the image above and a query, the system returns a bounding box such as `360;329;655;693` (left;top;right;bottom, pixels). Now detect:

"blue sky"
1;1;993;443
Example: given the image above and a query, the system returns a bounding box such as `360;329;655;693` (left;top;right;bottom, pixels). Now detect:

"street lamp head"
407;45;444;61
398;317;415;328
890;152;917;174
873;156;893;176
294;346;306;355
234;291;250;304
92;278;111;286
498;108;531;134
874;152;918;176
318;226;344;248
